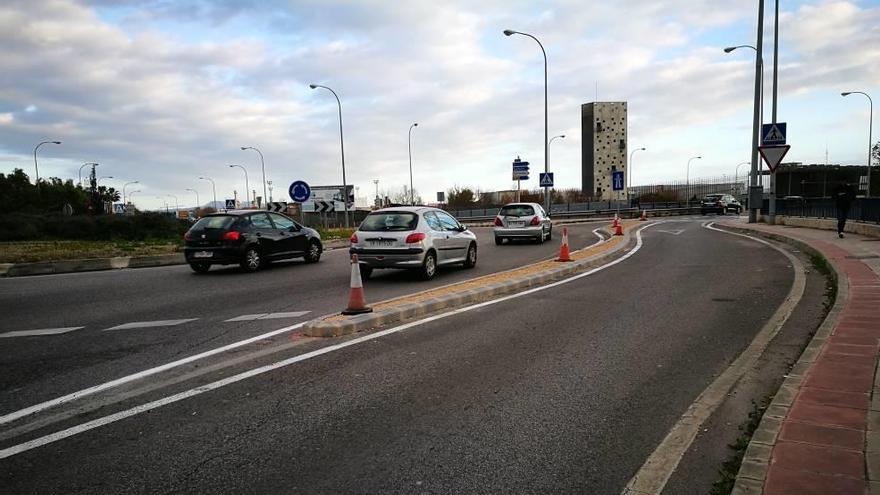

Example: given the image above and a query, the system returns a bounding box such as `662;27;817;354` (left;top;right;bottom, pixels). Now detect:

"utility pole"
768;0;780;225
748;0;765;223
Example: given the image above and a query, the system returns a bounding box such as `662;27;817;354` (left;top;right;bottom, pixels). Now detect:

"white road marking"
0;221;666;460
224;311;311;322
655;229;684;235
0;327;84;338
0;322;307;426
104;319;198;331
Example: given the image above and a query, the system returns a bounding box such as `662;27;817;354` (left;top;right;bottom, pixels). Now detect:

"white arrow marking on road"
0;221;669;460
0;327;84;338
104;319;198;331
655;229;685;236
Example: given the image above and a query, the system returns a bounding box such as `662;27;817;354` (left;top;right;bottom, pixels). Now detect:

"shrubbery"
0;212;190;242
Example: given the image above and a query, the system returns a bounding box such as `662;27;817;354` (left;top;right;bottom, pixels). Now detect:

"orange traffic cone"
614;223;624;236
556;227;572;262
612;215;620;228
639;210;647;221
342;254;373;315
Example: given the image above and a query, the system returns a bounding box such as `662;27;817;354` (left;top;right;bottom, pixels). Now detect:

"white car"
349;207;478;280
493;202;552;245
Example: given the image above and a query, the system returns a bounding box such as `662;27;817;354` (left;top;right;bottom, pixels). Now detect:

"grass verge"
316;227;355;242
710;399;768;495
0;240;181;263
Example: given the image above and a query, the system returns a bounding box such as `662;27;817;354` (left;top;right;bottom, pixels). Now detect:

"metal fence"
446;200;696;219
630;176;747;202
768;198;880;224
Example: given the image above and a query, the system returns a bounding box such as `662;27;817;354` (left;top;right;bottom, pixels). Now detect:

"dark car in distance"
700;194;742;215
183;210;322;273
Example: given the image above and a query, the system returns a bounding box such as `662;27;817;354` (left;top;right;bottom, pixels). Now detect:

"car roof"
207;209;271;216
501;202;540;207
370;206;437;214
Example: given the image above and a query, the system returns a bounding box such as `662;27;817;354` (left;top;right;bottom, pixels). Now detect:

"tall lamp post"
408;122;419;205
128;190;141;209
240;146;267;207
199;176;217;209
548;134;565;205
735;161;750;196
228;164;249;207
185;188;200;209
78;162;98;186
842;91;874;197
309;83;350;228
97;176;114;185
504;29;550;214
686;156;702;204
33;140;61;189
166;194;179;215
123;181;139;204
628;147;646;201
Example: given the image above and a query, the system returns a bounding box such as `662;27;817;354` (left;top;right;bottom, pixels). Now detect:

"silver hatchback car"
350;207;478;280
493;202;552;245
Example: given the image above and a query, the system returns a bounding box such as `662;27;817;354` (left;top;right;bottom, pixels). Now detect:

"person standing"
833;181;856;238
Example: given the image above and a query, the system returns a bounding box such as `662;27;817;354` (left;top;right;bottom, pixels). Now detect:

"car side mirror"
460;224;468;231
289;225;300;232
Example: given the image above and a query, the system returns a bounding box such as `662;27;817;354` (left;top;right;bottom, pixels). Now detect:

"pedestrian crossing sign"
539;172;554;187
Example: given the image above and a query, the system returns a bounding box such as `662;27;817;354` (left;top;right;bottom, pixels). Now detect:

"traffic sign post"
225;199;236;210
761;122;787;145
289;181;311;203
267;201;288;213
512;157;530;202
759;144;790;226
539;172;554;188
612;171;625;216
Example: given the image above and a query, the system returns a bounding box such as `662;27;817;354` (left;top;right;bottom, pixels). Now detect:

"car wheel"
305;240;322;263
463;242;477;268
420;250;437;280
240;247;262;272
360;266;373;279
536;232;544;244
495;236;503;246
546;227;552;241
718;209;725;216
189;262;211;273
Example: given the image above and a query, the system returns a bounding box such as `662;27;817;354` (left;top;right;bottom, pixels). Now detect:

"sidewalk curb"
303;226;636;338
764;215;880;239
718;223;848;495
0;239;349;278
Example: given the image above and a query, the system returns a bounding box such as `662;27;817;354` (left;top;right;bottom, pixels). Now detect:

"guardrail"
459;206;704;224
766;198;880;225
447;201;694;219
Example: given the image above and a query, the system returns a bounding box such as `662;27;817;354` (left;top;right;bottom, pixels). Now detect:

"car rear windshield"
192;215;236;230
359;212;419;231
499;205;535;217
704;195;723;201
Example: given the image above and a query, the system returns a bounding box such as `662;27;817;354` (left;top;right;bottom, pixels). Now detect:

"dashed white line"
0;327;84;338
224;311;310;322
104;319;198;331
0;221;665;460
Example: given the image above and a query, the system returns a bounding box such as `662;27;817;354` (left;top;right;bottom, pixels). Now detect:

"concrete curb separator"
762;214;880;239
303;226;636;338
719;224;848;495
0;239;349;277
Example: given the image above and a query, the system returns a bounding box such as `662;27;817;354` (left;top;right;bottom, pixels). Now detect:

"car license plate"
509;221;525;227
193;251;213;258
370;240;395;247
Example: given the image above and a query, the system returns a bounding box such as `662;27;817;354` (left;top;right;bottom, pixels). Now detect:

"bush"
0;213;190;242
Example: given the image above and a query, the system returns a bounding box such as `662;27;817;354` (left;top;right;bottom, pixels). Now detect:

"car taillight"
350;233;359;244
530;216;540;226
494;217;503;227
184;231;192;241
222;231;241;241
405;232;426;244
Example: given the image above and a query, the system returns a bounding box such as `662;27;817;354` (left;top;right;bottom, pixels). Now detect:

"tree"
446;186;476;208
384;185;422;206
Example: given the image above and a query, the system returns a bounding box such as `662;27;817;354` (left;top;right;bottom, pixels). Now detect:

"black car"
700;194;742;215
183;210;322;273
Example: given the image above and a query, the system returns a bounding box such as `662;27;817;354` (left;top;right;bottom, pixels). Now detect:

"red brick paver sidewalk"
722;221;880;494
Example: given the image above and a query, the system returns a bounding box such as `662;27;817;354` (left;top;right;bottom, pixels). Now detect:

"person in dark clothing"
833;182;856;238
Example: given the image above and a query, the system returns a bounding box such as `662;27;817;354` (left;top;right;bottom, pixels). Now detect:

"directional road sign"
267;201;288;213
512;157;529;180
539;172;554;187
758;145;791;173
289;181;311;203
612;171;625;191
225;199;236;209
761;122;787;145
314;200;334;213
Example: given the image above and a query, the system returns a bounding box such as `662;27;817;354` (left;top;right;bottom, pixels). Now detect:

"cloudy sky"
1;0;878;209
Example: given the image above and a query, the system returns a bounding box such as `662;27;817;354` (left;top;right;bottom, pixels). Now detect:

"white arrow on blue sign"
612;171;625;191
289;180;311;203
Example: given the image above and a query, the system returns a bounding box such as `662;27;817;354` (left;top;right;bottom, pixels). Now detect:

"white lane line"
224;312;310;322
104;319;198;331
0;221;665;460
0;322;307;426
0;327;84;338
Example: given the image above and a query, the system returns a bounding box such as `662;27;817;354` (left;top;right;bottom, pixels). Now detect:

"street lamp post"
628;147;646;201
78;163;98;186
199;176;217;209
122;181;139;204
128;190;141;209
185;188;200;209
97;176;114;185
504;29;550;214
167;194;179;215
548;134;565;206
309;83;350;228
33;140;61;189
228;165;249;207
735;161;750;196
686;156;702;205
241;146;267;207
408;123;418;205
842;91;874;197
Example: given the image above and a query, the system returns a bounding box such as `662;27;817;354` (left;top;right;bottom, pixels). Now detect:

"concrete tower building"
582;102;627;200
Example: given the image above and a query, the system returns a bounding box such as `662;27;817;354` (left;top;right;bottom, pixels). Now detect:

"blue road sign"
761;122;787;145
289;180;311;203
539;172;554;187
113;203;125;214
225;199;236;209
612;171;625;191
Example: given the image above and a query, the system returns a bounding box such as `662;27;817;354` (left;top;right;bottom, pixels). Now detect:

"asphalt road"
0;223;604;416
0;219;794;493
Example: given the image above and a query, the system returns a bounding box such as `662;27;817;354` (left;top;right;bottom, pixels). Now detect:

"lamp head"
52;141;61;144
413;122;418;127
503;29;515;36
841;92;852;96
560;134;566;139
309;84;318;89
240;146;247;150
723;46;736;53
